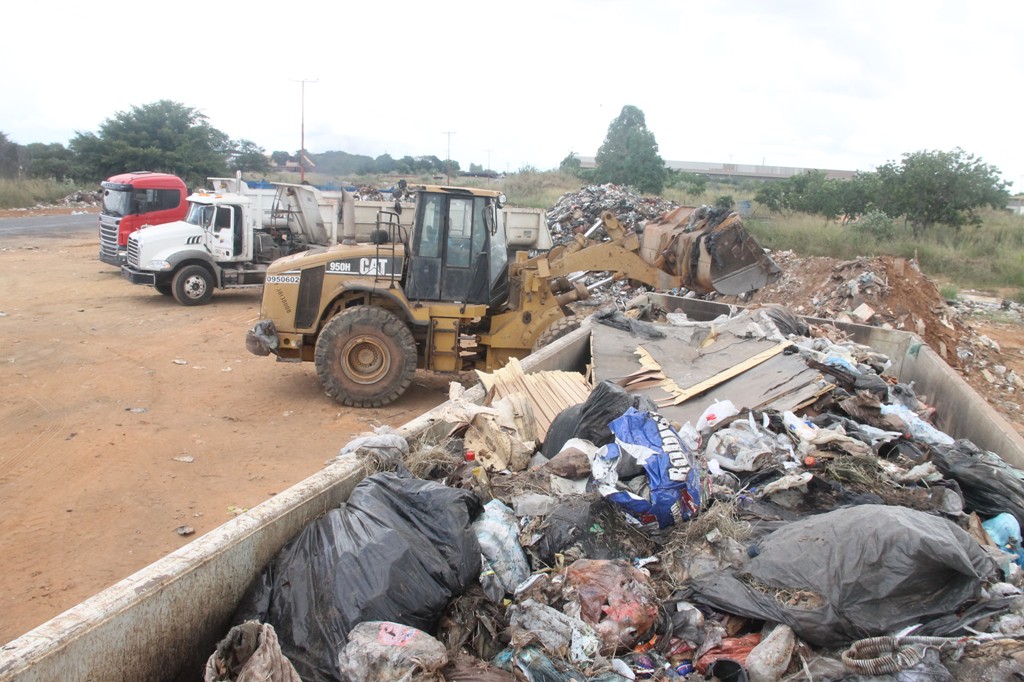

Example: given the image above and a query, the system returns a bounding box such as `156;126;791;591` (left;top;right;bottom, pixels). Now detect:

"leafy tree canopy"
69;100;232;187
594;105;665;194
876;148;1010;235
0;132;19;178
229;139;270;174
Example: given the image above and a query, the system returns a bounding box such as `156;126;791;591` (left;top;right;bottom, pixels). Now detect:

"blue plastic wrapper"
982;512;1024;569
590;408;702;530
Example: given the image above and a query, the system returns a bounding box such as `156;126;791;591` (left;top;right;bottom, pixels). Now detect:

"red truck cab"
98;171;188;266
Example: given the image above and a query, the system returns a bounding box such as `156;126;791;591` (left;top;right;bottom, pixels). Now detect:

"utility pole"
442;131;456;185
486;149;493;174
291;78;318;183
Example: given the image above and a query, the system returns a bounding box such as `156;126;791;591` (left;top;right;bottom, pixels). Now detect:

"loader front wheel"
315;306;417;407
532;315;583;351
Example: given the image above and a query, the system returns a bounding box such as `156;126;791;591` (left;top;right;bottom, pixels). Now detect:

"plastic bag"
983;513;1024;569
880;403;954;446
563;559;659;654
931;440;1024;530
695;400;739;432
705;414;790;472
543;380;657;458
590;408;702;531
204;621;301;682
745;625;795;682
336;621;447;682
473;499;531;601
233;471;481;682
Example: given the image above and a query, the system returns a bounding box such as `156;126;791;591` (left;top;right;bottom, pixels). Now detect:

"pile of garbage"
50;190;101;208
204;303;1024;682
717;252;963;366
547;184;680;244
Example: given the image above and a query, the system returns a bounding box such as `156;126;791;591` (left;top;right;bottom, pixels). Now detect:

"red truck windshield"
102;188;133;217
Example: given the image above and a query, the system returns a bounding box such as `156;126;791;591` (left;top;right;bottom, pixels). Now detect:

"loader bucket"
645;206;781;295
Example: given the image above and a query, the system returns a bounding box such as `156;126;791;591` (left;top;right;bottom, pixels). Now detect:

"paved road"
0;212;97;237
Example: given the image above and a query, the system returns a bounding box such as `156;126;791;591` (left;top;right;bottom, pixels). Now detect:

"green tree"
754;181;788;213
669;170;708;196
20;142;73;181
69;100;231;187
559;152;582;176
375;153;397;174
229;139;271;174
0;132;19;179
270;150;291;165
594;105;665;194
876;148;1011;236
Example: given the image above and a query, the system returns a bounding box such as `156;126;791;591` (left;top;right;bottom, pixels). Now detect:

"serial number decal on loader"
266;275;300;284
326;257;399;277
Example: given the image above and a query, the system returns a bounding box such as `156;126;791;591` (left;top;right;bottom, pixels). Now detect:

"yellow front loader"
246;185;780;407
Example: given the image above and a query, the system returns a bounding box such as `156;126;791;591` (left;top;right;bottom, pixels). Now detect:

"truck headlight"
147;259;172;271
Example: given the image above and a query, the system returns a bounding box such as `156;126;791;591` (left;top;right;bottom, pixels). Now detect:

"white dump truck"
119;177;405;305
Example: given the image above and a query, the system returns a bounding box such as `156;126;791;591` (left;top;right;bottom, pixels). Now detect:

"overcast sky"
4;1;1022;187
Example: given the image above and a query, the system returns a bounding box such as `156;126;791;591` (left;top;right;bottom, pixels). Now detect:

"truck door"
212;205;240;260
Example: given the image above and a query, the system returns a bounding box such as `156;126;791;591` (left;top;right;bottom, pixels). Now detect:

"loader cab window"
406;192;495;304
417;195;442;258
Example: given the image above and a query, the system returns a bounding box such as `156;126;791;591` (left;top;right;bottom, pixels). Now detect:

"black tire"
532;315;583;351
315;306;417;407
155;282;173;296
172;265;214;306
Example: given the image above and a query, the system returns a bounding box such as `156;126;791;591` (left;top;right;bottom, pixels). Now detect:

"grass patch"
0;178;84;209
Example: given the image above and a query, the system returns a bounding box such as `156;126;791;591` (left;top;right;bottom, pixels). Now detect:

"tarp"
689;505;995;647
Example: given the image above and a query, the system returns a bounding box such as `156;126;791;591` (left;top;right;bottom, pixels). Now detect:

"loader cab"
404;187;508;307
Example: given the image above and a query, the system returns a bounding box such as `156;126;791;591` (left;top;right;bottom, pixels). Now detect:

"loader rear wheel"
533;315;582;351
315;306;417;407
172;265;214;306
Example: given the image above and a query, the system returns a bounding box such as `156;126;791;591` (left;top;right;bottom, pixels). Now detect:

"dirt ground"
2;209;1022;646
0;213;454;644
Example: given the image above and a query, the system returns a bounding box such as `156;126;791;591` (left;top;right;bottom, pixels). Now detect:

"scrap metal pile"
546;184;681;243
203;301;1024;682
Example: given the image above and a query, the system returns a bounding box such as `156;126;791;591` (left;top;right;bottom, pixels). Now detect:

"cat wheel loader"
245;184;781;407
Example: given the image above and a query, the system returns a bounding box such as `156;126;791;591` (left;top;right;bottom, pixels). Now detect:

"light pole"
292;78;318;183
442;131;456;185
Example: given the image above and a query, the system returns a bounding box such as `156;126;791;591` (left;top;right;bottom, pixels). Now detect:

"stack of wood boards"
476;358;591;440
591;321;831;426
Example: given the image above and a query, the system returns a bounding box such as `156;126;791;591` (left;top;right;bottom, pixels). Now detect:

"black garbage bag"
233;471;482;682
688;505;995;648
930;439;1024;529
542;380;657;458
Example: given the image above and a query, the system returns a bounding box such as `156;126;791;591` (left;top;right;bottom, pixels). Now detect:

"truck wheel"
155;282;173;296
315;306;417;407
533;316;582;351
172;265;214;306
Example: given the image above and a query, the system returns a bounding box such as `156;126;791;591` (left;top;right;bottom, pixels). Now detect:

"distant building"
1008;197;1024;215
577;157;856;181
